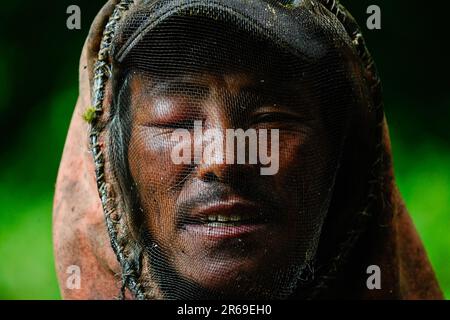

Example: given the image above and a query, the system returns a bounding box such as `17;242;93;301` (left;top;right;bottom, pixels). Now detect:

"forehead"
128;72;259;95
125;69;320;125
125;69;312;116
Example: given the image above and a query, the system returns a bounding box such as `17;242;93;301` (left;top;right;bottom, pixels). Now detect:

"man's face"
127;67;334;297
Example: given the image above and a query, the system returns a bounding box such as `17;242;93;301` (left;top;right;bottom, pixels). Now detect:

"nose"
195;126;258;183
195;124;233;183
194;109;238;183
194;88;257;183
198;163;226;183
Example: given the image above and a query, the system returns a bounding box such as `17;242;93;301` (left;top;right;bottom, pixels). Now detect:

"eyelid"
144;119;196;130
251;113;297;125
252;107;309;123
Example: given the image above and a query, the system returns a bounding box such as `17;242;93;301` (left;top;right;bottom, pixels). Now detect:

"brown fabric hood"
53;0;443;299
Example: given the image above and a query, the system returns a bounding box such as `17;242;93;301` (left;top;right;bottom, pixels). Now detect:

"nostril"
197;163;235;183
201;171;220;183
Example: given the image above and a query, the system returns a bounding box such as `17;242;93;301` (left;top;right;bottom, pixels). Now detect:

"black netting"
97;0;374;299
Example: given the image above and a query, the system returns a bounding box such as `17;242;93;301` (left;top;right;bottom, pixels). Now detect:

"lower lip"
184;223;267;240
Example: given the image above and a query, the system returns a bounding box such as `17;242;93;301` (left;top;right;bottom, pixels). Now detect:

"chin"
174;252;300;299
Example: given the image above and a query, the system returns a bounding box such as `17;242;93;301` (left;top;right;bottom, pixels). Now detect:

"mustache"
175;182;283;226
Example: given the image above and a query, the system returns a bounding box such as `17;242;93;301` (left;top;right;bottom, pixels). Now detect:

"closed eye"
145;119;196;130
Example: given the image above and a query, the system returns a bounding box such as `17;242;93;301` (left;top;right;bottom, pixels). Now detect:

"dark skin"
127;69;335;298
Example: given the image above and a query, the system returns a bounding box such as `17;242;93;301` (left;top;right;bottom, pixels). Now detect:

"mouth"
201;213;265;226
179;200;272;239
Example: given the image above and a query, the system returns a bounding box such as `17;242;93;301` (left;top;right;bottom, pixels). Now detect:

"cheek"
271;131;333;242
274;132;308;183
274;131;332;202
128;126;188;240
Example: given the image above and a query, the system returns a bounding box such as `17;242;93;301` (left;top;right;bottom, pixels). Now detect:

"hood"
53;0;443;300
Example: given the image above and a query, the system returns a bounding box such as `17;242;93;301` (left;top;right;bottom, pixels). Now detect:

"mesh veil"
88;0;383;300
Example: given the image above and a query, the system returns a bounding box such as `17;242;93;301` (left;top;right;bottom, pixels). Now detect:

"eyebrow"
149;78;210;99
238;80;303;101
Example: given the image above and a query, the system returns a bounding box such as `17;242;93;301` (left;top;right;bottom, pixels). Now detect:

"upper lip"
181;199;268;225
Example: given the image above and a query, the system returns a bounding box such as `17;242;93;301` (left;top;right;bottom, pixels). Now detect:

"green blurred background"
0;1;448;299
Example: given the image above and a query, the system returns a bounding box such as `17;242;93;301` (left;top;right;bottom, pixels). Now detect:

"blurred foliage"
0;0;448;299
